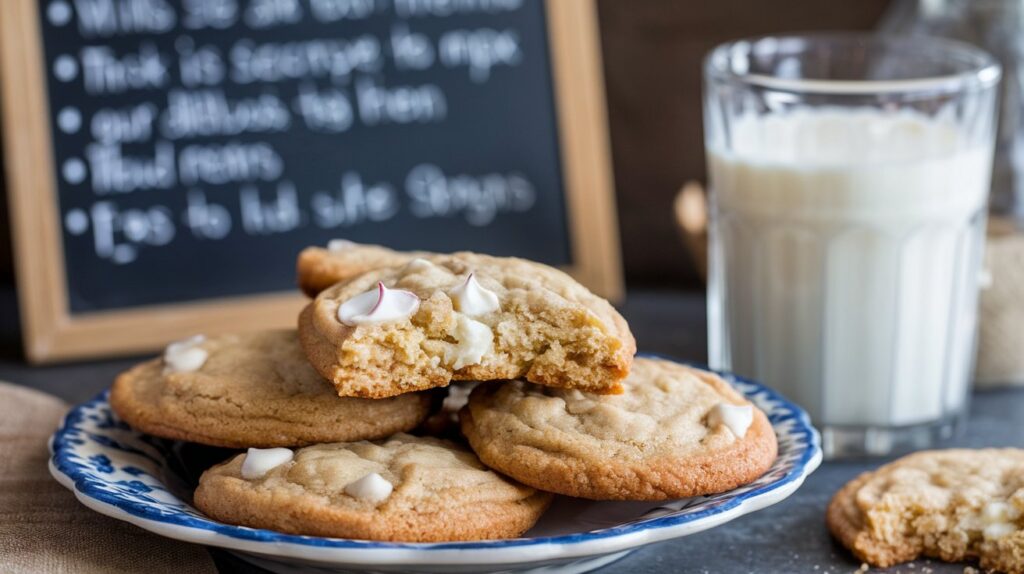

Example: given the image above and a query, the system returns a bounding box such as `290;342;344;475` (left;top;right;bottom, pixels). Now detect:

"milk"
708;108;992;427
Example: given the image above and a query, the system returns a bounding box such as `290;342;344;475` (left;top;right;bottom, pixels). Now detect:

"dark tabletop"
2;289;1021;574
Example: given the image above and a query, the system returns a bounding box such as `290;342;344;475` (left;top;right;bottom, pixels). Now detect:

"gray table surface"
2;289;1021;573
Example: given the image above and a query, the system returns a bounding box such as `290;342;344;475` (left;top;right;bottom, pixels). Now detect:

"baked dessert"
110;330;434;448
194;433;552;542
299;252;634;398
460;357;777;500
828;449;1024;573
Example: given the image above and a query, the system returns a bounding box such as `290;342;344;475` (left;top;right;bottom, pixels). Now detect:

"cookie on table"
110;330;434;448
297;241;430;297
828;449;1024;573
459;357;777;500
299;252;635;398
194;433;552;542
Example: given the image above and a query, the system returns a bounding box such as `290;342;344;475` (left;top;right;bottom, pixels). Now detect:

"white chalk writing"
49;0;545;265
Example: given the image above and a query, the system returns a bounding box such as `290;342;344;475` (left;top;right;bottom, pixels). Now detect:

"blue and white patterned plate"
49;360;821;574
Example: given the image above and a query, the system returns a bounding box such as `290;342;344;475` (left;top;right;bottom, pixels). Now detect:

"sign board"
0;0;621;362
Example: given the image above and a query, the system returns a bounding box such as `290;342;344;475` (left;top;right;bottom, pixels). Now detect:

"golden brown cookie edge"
194;453;552;542
459;369;778;501
110;348;435;448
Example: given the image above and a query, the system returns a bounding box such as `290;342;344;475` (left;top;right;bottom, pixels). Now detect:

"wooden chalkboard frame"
0;0;622;363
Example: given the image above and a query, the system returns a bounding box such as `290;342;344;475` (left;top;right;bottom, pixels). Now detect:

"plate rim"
49;356;822;566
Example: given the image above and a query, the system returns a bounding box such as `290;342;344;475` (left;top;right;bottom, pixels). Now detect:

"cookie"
297;241;431;297
110;330;434;448
459;357;777;500
827;449;1024;572
299;252;635;398
193;433;552;542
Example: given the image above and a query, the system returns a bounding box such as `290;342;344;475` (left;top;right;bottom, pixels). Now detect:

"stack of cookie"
111;243;778;542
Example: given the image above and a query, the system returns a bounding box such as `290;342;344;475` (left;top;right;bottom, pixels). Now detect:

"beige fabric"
0;382;216;574
976;217;1024;387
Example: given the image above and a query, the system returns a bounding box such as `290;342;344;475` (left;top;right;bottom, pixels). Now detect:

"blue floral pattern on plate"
49;358;821;573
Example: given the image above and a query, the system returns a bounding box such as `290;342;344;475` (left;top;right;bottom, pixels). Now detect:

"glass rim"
704;33;1001;95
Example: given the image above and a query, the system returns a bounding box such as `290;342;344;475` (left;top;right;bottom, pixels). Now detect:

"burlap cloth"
976;217;1024;388
0;381;216;573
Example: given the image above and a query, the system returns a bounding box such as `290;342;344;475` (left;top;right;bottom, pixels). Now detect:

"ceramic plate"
49;359;821;574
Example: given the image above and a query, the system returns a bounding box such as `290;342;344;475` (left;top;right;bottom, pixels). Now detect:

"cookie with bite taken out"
828;449;1024;572
298;251;635;398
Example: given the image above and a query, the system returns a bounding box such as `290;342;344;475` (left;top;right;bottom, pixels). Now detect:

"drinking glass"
703;34;1000;458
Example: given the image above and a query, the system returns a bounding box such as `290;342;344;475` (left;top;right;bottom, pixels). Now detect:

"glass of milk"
703;35;1000;458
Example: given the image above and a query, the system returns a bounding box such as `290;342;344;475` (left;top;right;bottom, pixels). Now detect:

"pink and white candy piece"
338;282;420;326
449;272;500;317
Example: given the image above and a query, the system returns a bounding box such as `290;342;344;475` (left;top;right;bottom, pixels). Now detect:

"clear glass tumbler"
703;34;1001;458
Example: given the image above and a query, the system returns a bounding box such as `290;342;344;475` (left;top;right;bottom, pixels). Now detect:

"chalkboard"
1;0;620;362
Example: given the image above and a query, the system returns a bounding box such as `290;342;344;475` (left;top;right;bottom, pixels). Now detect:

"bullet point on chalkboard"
54;55;77;82
65;209;88;235
112;245;136;265
62;158;86;185
57;107;81;134
47;1;72;26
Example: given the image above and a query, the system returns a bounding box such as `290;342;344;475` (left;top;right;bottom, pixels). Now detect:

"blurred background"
2;3;1022;570
0;0;894;355
598;0;890;285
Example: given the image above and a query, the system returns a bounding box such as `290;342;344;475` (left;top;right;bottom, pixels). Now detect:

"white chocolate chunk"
446;314;493;369
327;239;357;251
338;282;420;326
708;403;754;438
166;334;205;355
163;335;208;374
165;347;208;373
984;522;1017;541
441;383;476;413
344;472;393;504
404;258;434;273
241;447;293;479
979;501;1020;540
983;501;1013;522
449;273;500;317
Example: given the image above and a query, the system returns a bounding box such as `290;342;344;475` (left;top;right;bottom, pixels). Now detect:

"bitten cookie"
194;433;552;542
299;252;635;398
110;330;433;448
297;241;432;297
828;449;1024;573
459;357;777;500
